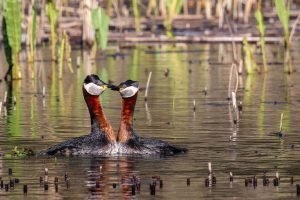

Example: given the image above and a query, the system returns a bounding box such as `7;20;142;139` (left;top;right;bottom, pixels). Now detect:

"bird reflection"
87;157;140;199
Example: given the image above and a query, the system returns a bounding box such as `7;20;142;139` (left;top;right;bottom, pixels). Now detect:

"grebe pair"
44;75;187;156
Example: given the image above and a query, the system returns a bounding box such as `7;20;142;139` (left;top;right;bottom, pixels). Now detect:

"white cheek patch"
120;86;139;98
84;83;104;95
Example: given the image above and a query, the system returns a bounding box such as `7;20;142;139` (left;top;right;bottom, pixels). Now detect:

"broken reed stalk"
279;113;284;132
208;162;212;174
238;60;243;75
232;91;239;122
76;56;81;68
3;91;7;105
232;92;237;110
193;99;196;111
42;86;46;98
144;71;152;101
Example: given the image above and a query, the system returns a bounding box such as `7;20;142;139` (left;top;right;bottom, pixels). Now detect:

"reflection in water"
0;44;300;199
87;157;139;199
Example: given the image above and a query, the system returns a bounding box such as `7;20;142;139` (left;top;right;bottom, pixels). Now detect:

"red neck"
83;88;115;143
117;92;138;143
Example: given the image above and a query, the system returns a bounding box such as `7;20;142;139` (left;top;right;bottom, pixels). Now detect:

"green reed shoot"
46;0;58;61
2;18;13;80
275;0;292;73
92;7;109;50
132;0;141;32
3;0;22;79
64;33;73;74
29;2;37;64
243;37;258;75
58;32;65;79
165;0;183;38
255;9;268;72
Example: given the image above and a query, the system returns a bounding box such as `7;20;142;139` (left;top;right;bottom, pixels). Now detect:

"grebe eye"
120;86;139;98
84;83;106;95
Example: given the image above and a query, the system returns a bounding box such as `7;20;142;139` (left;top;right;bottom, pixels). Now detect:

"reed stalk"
64;33;73;74
132;0;141;32
254;6;268;72
58;32;65;79
243;37;258;74
3;0;22;80
165;0;184;38
91;7;110;50
205;0;212;19
144;71;152;101
275;0;292;73
28;1;37;79
279;113;284;132
46;0;58;61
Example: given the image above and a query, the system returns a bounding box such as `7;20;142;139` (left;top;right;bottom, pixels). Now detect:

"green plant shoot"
275;0;292;73
46;0;58;61
254;9;268;72
165;0;184;38
29;2;37;64
58;33;65;79
3;0;22;79
92;7;110;50
132;0;141;32
243;37;258;75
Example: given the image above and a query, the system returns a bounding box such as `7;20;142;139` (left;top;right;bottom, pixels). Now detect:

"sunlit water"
0;43;300;199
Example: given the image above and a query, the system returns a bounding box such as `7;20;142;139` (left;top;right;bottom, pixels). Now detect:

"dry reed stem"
144;71;152;101
289;12;300;44
279;113;284;132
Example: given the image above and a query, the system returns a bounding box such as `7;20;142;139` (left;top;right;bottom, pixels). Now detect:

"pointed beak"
107;83;120;91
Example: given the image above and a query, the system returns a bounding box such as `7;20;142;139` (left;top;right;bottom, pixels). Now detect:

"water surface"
0;43;300;199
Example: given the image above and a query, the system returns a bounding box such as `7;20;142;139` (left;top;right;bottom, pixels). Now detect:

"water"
0;43;300;199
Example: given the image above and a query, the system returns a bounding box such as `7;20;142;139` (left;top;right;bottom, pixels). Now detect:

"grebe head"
83;74;110;96
113;80;139;98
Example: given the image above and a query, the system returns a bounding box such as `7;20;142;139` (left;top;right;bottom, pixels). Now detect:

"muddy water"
0;43;300;199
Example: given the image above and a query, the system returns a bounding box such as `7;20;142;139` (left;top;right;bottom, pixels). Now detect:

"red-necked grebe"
112;80;187;155
44;74;117;155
